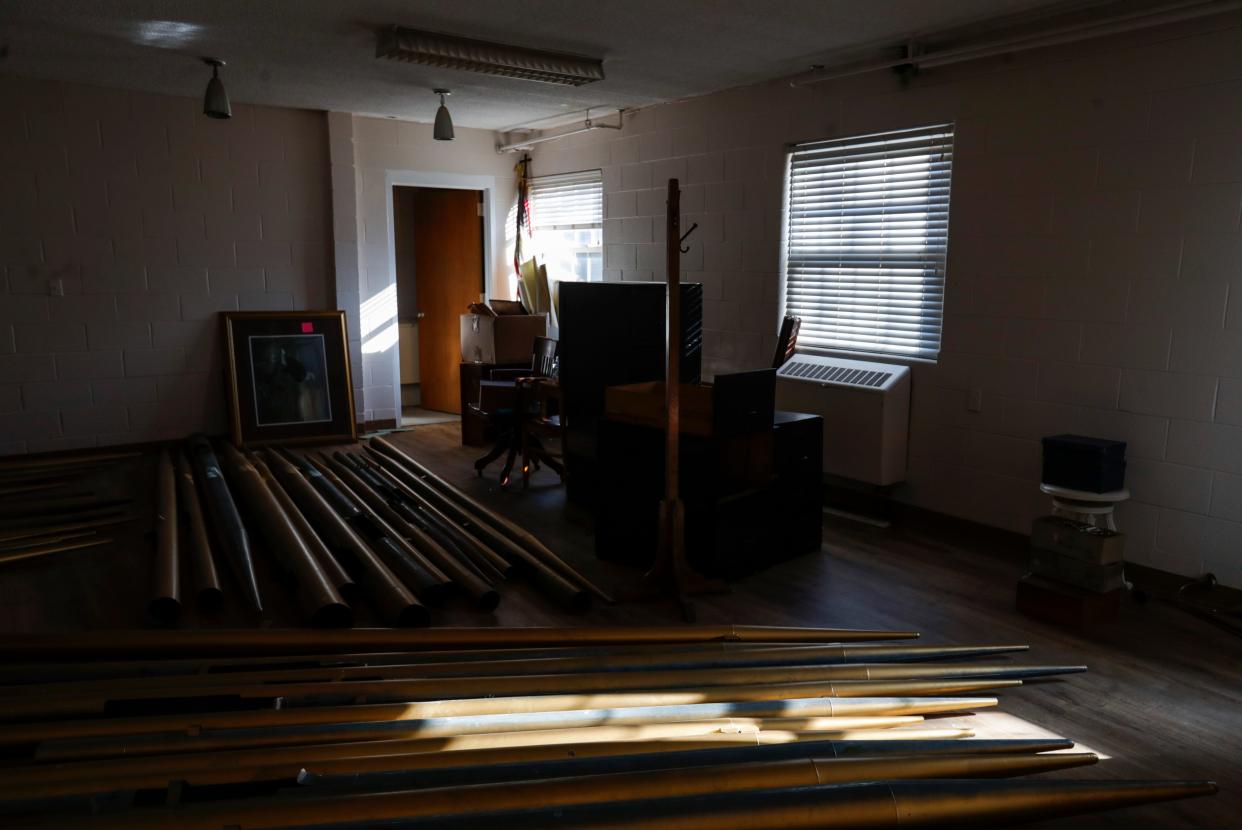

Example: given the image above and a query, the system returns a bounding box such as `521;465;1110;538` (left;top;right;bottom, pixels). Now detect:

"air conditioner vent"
775;352;911;485
778;359;894;390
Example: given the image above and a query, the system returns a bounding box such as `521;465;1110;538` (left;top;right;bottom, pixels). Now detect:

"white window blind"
783;123;954;362
530;170;603;231
530;169;603;282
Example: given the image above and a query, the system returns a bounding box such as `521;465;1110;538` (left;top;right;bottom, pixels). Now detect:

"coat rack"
631;179;727;621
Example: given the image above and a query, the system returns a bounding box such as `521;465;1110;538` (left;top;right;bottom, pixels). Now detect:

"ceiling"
2;0;1085;130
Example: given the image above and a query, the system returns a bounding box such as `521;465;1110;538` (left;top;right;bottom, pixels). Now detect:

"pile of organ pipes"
0;625;1215;828
154;435;609;625
0;451;139;566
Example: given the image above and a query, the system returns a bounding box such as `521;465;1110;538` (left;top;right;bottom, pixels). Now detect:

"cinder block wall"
0;76;334;452
531;18;1242;585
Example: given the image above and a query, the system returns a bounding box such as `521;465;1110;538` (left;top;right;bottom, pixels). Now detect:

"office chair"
470;337;561;487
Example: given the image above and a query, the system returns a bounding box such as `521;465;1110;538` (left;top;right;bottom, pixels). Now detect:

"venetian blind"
530;169;603;230
783;123;954;361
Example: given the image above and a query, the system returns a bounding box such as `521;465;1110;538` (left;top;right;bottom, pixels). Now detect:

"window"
782;123;954;362
529;169;603;283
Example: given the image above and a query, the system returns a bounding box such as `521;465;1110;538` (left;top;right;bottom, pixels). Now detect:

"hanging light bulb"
202;58;231;119
433;89;454;141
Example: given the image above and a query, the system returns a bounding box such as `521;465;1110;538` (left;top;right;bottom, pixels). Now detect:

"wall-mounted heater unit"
775;354;911;486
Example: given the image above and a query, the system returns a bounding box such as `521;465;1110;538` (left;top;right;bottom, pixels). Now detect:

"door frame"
384;170;497;416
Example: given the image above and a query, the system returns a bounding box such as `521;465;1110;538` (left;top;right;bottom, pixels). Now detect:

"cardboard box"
1030;547;1125;593
1030;515;1125;564
1016;574;1121;626
460;313;547;365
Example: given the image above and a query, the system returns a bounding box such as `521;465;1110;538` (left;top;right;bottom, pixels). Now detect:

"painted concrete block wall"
531;18;1242;586
0;75;334;453
331;115;516;425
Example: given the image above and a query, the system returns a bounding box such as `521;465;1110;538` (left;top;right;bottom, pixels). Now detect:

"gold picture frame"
221;310;357;447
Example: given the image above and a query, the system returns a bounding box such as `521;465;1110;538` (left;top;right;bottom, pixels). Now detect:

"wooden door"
412;188;483;413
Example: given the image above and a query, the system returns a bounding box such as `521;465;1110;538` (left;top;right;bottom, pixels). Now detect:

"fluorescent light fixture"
377;26;604;86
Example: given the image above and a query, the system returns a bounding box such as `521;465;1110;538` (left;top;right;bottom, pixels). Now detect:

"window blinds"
529;169;603;230
783;123;954;361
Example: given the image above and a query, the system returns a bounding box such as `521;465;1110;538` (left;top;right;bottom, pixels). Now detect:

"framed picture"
221;311;357;446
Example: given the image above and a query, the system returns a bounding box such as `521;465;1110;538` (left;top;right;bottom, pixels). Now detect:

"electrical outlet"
967;387;983;412
49;278;64;297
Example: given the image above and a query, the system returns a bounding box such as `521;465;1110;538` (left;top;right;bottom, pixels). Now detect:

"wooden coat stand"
631;179;728;620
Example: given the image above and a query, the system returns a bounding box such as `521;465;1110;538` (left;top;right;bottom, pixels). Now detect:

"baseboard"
869;495;1240;600
822;484;1030;559
1124;562;1242;603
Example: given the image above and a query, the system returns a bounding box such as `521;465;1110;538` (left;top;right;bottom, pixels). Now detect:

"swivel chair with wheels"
469;336;561;486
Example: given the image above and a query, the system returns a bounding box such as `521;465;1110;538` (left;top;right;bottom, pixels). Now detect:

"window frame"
528;168;604;284
779;123;954;365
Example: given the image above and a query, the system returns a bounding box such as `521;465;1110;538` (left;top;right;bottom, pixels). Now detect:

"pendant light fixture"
433;89;454;141
202;57;231;120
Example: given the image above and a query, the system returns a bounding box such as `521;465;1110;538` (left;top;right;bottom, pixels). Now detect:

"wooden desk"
594;411;822;578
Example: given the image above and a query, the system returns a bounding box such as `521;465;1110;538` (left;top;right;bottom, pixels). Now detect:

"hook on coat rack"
678;222;699;253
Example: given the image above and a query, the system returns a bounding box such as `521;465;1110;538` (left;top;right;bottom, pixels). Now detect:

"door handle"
416;312;426;320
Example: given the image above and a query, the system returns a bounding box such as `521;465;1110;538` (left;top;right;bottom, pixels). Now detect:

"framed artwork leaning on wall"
221;311;357;446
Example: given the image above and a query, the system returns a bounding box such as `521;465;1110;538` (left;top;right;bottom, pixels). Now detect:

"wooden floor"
0;422;1237;828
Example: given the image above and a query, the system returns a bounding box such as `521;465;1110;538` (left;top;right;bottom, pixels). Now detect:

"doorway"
393;185;485;420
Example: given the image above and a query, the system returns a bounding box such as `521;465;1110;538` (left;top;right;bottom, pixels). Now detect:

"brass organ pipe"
0;624;920;660
273;445;360;519
362;454;593;608
216;443;351;629
378;779;1219;830
323;451;502;586
0;505;125;528
1;738;1075;805
363;446;533;569
147;449;180;624
299;738;1080;793
250;453;358;602
0;515;135;545
303;452;498;611
0;646;1035;700
0;677;1018;721
371;434;614;603
0;529;95;551
0;641;977;687
79;753;1102;830
12;727;977;796
344;449;585;610
175;450;222;607
187;436;263;613
262;449;429;627
355;453;513;581
0;537;111;565
2;690;998;747
1;738;772;804
305;454;451;601
314;452;454;583
37;714;927;762
0;722;780;793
